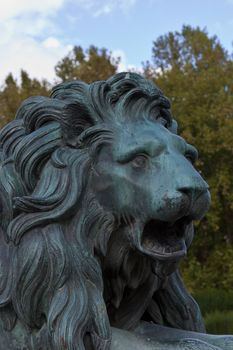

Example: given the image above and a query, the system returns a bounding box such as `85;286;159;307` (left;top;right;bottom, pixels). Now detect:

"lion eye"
185;153;195;165
131;154;149;169
185;144;198;166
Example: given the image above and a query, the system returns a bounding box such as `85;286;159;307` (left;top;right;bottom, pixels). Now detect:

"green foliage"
0;70;50;126
194;288;233;315
55;45;120;83
182;245;233;291
204;311;233;334
190;288;233;334
149;25;227;73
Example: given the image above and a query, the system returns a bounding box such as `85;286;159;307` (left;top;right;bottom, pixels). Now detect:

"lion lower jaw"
141;238;187;261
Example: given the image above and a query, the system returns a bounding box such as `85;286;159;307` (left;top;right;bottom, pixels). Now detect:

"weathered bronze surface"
0;73;232;349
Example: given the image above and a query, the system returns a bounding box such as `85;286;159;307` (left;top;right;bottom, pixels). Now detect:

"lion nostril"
178;187;192;201
178;186;209;206
179;188;191;196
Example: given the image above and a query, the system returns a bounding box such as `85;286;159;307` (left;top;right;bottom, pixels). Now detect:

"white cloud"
112;49;127;71
94;4;114;17
0;36;71;84
0;0;65;20
75;0;137;17
43;37;62;49
111;49;141;73
0;0;136;85
0;0;71;84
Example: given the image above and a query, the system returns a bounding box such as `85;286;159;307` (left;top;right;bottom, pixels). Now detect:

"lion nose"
177;183;211;220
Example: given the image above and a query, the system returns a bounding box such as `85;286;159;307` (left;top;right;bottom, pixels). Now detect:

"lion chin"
0;72;211;349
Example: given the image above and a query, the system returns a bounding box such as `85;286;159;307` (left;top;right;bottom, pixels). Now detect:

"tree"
55;45;120;83
0;70;50;126
144;25;233;290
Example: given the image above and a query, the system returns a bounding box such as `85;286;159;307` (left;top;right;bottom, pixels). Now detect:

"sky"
1;0;233;85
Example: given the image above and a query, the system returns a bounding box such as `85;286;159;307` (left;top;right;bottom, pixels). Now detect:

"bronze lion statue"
0;73;232;349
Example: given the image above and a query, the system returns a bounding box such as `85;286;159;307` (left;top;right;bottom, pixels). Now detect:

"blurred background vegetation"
0;25;232;334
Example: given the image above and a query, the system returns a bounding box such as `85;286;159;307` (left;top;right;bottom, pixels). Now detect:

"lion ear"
61;103;96;147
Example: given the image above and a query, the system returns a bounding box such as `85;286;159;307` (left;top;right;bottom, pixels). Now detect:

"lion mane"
0;73;204;349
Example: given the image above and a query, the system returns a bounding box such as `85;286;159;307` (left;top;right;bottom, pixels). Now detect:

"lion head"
0;73;210;349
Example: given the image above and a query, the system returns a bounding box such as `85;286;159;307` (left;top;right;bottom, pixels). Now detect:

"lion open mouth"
141;217;190;261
